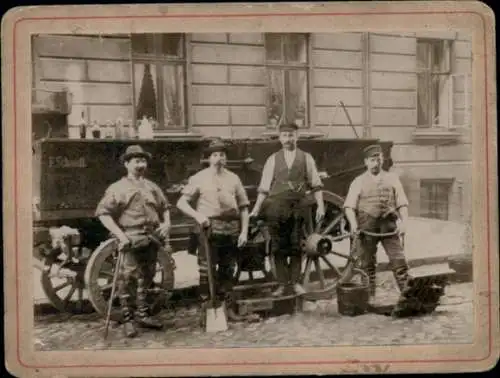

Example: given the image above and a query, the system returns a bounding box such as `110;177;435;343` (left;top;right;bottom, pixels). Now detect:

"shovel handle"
198;226;217;306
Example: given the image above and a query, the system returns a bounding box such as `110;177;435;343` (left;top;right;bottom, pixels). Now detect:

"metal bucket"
337;282;370;316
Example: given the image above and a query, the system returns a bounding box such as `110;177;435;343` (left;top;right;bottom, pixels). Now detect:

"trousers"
197;233;238;300
356;211;409;293
265;198;305;286
116;235;159;320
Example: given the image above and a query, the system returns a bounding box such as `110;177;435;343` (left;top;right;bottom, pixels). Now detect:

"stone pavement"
34;271;473;351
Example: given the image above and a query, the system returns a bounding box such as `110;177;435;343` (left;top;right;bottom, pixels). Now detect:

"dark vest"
269;149;308;199
357;172;397;218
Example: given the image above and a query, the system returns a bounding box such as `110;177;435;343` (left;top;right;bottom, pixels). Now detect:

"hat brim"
121;151;152;163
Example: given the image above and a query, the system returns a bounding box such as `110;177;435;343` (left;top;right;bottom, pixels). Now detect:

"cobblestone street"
34;271;473;351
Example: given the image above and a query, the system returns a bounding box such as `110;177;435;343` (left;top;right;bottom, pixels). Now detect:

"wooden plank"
314;106;363;125
87;60;131;83
192;44;265;64
371;53;415;72
229;66;266;85
313;33;362;51
313;50;362;69
437;144;472;161
229;33;264;45
415;31;457;40
33;35;131;60
38;58;86;81
192;85;266;105
371;90;417;109
391;144;435;162
191;125;266;138
453;93;467;110
314;87;363;107
230;106;267;125
371;108;417;126
452;75;472;93
456;32;472;42
192;64;228;84
192;105;229;125
88;105;133;124
371;72;417;90
370;34;416;55
191;33;228;43
370;126;415;144
313;69;362;88
37;80;131;105
454;41;471;59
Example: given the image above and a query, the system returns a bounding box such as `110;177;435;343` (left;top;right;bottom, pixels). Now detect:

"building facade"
31;32;472;223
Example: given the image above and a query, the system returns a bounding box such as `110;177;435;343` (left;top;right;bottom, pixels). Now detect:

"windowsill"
261;130;325;139
412;126;463;144
153;130;204;140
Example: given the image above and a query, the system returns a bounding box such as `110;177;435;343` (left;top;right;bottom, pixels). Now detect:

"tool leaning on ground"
103;228;173;340
198;222;229;333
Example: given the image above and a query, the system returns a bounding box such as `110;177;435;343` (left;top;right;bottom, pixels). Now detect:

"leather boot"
391;260;411;296
271;254;288;297
119;293;138;338
366;254;377;297
135;278;163;330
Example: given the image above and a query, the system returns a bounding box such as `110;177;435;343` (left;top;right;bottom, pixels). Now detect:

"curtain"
162;65;184;128
135;63;157;121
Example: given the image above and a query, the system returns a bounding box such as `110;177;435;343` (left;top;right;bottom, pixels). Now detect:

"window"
420;179;453;220
131;34;188;131
265;33;310;129
417;39;451;128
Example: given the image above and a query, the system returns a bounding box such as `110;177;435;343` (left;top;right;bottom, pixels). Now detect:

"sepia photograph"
3;2;498;377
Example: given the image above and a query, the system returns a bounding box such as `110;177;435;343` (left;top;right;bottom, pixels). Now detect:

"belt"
122;224;159;235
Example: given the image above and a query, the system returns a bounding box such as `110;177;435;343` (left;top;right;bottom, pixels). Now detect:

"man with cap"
250;123;325;297
95;145;170;337
343;144;410;298
176;139;250;308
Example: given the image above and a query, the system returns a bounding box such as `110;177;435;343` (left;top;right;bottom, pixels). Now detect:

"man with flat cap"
343;144;410;298
95;145;171;337
250;123;325;297
177;139;250;307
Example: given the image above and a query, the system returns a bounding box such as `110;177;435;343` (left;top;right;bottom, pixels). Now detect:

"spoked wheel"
40;253;88;313
298;191;360;301
84;239;175;322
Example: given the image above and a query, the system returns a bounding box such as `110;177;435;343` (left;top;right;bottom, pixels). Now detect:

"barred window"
131;34;187;131
265;33;310;129
420;179;453;220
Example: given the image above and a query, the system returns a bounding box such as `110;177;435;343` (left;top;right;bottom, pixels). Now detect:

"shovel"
199;224;228;333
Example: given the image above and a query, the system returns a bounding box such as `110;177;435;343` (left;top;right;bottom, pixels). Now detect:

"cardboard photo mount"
2;2;498;376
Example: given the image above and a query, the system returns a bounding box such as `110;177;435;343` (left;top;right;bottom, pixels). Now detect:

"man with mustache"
250;123;325;297
95;145;171;337
343;144;410;298
177;139;250;308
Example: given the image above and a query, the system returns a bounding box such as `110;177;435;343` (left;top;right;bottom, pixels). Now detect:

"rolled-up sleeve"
393;176;409;209
235;177;250;209
95;188;119;218
305;153;324;192
343;177;362;210
257;155;275;195
181;175;200;202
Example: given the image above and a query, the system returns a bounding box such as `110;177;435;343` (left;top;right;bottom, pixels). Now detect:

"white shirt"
283;149;296;169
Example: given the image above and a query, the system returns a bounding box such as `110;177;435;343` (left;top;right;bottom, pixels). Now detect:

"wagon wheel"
298;190;360;301
40;252;88;313
84;239;175;322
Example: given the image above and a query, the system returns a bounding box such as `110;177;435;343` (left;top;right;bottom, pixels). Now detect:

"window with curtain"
131;34;187;131
265;33;309;129
416;39;453;128
420;179;453;220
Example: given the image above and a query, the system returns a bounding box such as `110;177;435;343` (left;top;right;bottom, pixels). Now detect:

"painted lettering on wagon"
48;156;87;169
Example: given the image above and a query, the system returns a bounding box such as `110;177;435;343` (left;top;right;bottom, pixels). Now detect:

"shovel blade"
205;305;228;333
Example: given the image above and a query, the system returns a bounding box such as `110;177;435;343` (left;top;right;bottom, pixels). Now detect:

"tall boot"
135;277;163;330
290;255;306;295
118;278;137;338
366;254;377;297
391;259;411;295
271;254;287;297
